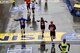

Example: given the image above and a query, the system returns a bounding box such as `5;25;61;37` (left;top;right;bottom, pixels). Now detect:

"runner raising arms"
37;17;47;38
14;16;28;35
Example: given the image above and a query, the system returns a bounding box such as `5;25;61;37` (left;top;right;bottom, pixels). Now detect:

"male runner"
24;0;31;10
37;17;47;38
48;21;56;41
31;1;37;15
14;16;28;35
58;39;70;53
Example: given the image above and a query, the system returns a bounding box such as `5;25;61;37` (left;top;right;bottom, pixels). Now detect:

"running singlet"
61;42;67;53
50;25;54;32
25;0;31;4
17;18;27;26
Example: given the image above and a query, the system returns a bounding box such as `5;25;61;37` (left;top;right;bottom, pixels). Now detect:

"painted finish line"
0;32;80;42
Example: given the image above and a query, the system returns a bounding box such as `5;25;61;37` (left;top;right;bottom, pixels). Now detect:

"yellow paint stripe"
0;32;65;43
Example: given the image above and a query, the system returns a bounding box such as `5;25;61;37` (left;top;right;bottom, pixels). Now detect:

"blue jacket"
15;17;27;26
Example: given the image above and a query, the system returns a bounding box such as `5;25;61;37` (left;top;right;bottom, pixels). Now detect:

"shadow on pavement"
30;21;38;31
73;16;80;23
30;13;38;31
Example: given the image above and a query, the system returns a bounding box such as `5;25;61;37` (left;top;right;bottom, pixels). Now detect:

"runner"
14;16;28;35
48;21;56;41
58;39;70;53
24;0;31;10
31;0;37;15
37;17;47;38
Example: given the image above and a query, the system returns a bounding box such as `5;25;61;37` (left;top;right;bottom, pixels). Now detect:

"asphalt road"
0;44;80;53
5;0;75;32
0;0;80;33
0;0;80;53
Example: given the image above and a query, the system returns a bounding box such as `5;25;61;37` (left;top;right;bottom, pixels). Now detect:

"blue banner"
65;0;80;17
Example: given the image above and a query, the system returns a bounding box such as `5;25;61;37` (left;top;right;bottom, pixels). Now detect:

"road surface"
0;0;80;53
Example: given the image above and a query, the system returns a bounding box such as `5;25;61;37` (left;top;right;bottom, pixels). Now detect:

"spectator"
58;39;70;53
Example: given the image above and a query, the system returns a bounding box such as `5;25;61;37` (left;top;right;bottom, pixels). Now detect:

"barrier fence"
65;0;80;17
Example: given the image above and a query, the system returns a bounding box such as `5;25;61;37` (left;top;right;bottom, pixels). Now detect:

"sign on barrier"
7;47;32;53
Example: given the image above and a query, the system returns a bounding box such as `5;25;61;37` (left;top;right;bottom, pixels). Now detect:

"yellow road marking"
0;32;65;43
